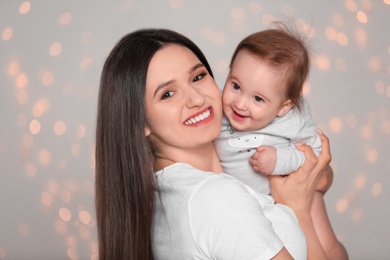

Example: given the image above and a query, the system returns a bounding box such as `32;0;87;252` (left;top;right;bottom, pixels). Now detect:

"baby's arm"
249;146;277;175
251;99;322;176
250;144;306;175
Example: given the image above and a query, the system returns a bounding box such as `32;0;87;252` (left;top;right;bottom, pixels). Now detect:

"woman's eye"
232;82;240;90
254;96;264;102
161;91;174;100
193;72;206;82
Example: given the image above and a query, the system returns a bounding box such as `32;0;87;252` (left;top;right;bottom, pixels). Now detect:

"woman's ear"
145;125;151;137
277;99;294;117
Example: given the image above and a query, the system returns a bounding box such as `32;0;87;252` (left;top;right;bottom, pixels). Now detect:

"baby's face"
222;50;292;131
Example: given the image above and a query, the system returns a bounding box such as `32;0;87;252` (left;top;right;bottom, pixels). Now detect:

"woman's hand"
315;165;334;194
269;132;331;216
269;132;332;260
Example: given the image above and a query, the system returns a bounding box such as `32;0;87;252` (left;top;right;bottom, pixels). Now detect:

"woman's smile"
184;107;213;125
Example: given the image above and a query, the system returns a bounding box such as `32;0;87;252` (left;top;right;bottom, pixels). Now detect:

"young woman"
96;28;341;259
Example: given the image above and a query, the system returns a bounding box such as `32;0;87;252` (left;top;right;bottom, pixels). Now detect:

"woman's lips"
184;107;213;126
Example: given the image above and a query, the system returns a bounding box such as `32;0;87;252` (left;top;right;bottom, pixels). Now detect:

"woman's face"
145;44;222;152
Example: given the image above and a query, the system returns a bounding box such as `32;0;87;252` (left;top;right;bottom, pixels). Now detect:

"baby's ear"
145;125;151;136
277;99;294;117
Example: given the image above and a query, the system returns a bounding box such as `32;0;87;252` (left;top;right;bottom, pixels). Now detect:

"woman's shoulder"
156;163;261;199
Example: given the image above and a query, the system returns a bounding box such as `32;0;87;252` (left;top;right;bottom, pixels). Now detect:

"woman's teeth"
184;109;211;125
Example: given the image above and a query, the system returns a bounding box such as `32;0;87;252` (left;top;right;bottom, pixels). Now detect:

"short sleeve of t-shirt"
188;174;284;260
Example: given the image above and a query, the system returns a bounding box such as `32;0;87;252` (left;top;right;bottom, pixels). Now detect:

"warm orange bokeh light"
38;149;52;165
8;61;20;76
79;210;92;225
336;198;348;213
315;55;330;70
19;1;31;14
50;42;62;56
2;27;13;41
59;208;72;222
329;117;342;132
325;27;337;41
337;32;348;46
357;11;368;23
42;71;54;86
54;121;67;136
372;183;382;196
41;192;53;206
29;119;41;134
16;73;28;89
58;12;72;25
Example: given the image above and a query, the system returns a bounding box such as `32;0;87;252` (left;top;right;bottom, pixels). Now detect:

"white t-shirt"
152;163;307;260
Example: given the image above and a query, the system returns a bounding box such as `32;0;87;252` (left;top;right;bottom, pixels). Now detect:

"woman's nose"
186;86;206;107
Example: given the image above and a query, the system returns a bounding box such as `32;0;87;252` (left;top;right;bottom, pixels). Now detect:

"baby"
215;23;321;194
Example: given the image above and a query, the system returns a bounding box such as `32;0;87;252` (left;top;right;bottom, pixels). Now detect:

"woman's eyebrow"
153;79;175;98
153;63;205;98
190;63;205;73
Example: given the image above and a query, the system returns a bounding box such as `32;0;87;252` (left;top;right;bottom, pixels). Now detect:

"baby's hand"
249;146;276;175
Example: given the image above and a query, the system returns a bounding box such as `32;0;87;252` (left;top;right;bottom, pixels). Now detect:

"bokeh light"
356;11;368;24
19;1;31;14
345;0;357;11
25;162;37;177
368;57;381;73
170;0;184;9
54;121;67;136
248;1;262;13
16;73;28;89
58;12;72;25
29;119;41;135
38;149;52;165
50;42;62;57
54;220;67;235
365;148;378;164
80;57;93;71
18;223;30;237
329;117;342;132
372;183;382;196
79;210;92;225
354;173;366;190
41;192;53;206
336;32;348;46
8;61;20;76
336;198;348;213
59;208;72;222
2;27;13;41
315;55;330;70
231;7;246;20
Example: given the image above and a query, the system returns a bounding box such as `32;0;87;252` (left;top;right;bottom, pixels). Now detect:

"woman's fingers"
310;131;332;183
316;130;331;164
294;143;318;182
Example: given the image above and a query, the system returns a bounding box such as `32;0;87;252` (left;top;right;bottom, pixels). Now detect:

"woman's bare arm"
269;132;332;260
311;165;349;259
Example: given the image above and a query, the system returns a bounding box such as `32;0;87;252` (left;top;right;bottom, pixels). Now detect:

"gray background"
1;0;389;259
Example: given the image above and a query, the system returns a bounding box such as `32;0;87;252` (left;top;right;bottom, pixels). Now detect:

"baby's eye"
232;82;240;90
193;72;207;82
161;91;175;100
254;96;264;102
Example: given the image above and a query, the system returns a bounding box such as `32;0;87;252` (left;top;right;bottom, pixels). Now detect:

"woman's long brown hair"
95;28;214;259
